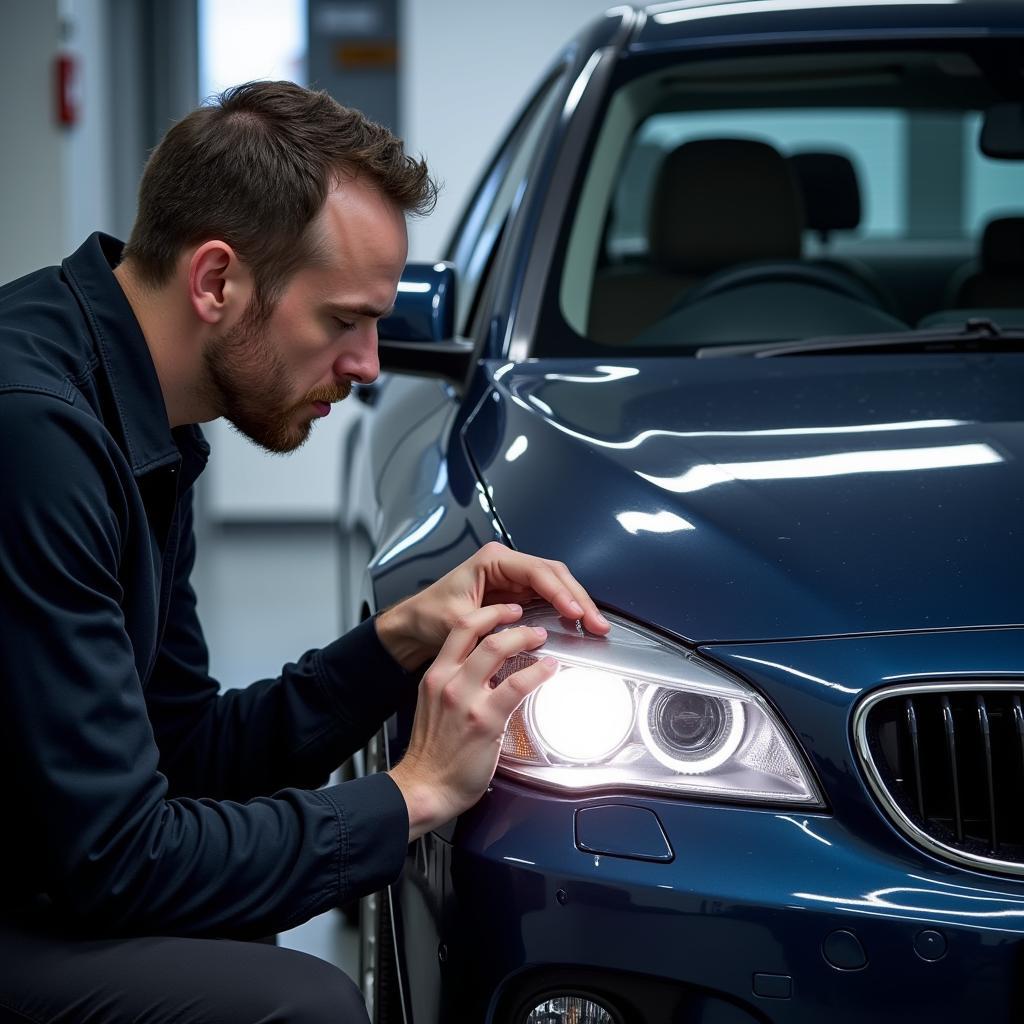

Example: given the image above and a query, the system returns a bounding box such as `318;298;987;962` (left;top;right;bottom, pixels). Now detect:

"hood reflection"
639;442;1001;494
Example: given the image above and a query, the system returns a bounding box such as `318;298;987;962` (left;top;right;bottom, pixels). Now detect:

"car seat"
789;151;861;244
788;150;900;315
588;138;881;344
946;216;1024;308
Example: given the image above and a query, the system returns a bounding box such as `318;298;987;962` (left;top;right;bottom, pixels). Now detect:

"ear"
187;241;252;325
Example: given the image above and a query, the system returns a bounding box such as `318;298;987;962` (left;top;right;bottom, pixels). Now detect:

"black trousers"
0;918;370;1024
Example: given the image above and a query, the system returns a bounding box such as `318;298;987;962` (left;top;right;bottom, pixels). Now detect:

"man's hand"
387;603;556;839
374;541;609;670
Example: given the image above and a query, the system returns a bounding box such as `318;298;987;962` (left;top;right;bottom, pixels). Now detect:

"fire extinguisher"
55;51;78;128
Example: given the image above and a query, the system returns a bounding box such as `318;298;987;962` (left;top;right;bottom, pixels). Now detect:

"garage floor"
190;519;358;974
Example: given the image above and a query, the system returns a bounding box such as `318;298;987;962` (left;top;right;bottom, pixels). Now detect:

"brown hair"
123;80;436;308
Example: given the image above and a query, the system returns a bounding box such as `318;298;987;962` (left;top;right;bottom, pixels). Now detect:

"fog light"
524;993;618;1024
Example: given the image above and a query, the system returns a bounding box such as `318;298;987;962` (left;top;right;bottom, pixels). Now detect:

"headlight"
493;605;822;806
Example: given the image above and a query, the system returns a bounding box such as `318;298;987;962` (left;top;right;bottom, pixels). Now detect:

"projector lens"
639;686;745;774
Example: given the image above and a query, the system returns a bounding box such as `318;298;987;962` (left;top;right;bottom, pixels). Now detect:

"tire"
360;887;403;1023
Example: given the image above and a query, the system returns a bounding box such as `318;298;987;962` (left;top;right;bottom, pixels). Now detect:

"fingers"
477;543;610;636
431;602;524;671
462;622;549;683
425;608;543;717
542;562;608;634
490;654;558;718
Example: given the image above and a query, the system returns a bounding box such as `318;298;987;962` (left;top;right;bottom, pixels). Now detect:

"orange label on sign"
334;41;397;70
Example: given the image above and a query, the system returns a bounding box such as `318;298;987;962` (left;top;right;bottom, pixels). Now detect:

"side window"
447;70;565;336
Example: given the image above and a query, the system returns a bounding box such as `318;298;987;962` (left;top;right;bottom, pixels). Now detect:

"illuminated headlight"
494;606;822;806
530;667;634;763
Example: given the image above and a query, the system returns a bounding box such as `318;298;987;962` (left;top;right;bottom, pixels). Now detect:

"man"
0;81;608;1023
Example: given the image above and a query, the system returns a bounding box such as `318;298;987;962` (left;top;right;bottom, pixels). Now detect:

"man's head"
121;81;436;451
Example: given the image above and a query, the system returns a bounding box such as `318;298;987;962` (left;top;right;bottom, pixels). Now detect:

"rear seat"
788;150;899;316
946;216;1024;308
788;151;861;243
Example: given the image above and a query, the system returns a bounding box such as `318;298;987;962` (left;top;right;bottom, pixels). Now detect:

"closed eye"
333;317;356;333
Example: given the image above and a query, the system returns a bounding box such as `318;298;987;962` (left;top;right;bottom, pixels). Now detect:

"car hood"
463;354;1024;644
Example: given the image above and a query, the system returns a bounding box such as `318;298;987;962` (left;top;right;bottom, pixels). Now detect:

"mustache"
300;381;352;407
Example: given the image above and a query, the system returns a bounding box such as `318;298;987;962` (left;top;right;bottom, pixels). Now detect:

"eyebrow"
331;302;394;320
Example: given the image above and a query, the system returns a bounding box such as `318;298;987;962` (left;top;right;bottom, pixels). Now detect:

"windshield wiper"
696;318;1024;358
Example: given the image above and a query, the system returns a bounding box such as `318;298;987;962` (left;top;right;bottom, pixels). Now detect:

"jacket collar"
62;233;209;479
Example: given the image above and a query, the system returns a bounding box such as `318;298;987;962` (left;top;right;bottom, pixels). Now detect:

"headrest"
648;138;804;275
981;216;1024;273
788;151;861;237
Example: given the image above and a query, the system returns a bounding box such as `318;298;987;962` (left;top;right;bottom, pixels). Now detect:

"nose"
333;322;380;386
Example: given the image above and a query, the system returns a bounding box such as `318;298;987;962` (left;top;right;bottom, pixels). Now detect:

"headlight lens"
530;666;634;764
639;687;744;774
493;605;822;806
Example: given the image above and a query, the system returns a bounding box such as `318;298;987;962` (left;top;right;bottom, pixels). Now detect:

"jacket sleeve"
0;392;409;938
146;489;418;803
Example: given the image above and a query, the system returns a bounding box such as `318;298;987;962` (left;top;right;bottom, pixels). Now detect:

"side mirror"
981;102;1024;159
378;261;473;386
380;261;456;343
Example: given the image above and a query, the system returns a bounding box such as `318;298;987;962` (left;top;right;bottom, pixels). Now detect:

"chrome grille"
855;683;1024;875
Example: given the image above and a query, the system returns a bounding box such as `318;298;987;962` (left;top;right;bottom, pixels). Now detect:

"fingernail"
597;614;610;628
533;626;547;638
569;600;584;615
542;656;558;670
507;603;522;614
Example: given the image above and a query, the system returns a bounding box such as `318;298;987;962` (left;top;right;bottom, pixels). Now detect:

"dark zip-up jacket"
0;234;412;938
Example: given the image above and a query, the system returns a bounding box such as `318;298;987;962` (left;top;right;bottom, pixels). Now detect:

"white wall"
0;0;116;284
61;0;116;251
401;0;616;262
0;1;66;283
203;405;362;521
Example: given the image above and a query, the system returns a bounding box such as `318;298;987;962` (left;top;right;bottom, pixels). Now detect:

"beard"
202;304;351;454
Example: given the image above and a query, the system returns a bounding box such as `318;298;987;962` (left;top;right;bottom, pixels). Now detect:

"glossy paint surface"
377;261;456;344
418;629;1024;1022
369;357;1024;1022
465;355;1024;644
635;0;1024;51
438;776;1024;1022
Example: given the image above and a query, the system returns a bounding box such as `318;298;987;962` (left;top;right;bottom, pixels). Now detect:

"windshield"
537;42;1024;357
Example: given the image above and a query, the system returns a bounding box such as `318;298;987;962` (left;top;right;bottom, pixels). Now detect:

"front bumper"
410;779;1024;1024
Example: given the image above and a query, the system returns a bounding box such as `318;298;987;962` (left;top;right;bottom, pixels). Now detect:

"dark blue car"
338;2;1024;1021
